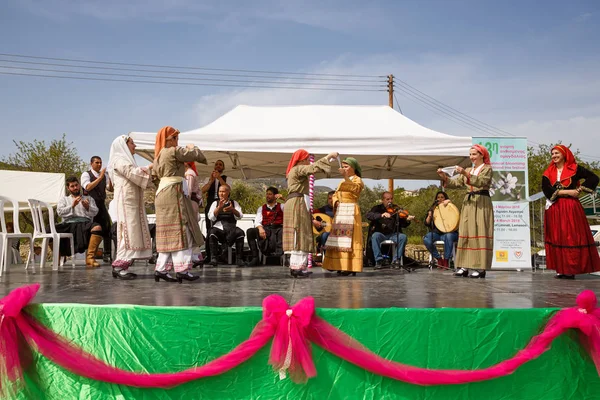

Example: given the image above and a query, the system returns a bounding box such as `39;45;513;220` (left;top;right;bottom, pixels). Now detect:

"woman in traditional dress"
185;161;204;267
283;149;337;278
423;191;459;269
107;135;153;280
437;144;494;278
542;144;600;279
153;126;207;283
323;158;365;276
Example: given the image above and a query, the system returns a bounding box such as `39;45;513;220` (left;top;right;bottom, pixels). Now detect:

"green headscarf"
342;157;362;177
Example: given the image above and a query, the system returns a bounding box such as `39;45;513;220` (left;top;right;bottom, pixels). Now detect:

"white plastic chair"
381;239;403;265
0;196;34;276
27;199;75;270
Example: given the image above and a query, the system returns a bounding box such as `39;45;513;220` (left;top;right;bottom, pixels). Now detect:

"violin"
386;205;414;221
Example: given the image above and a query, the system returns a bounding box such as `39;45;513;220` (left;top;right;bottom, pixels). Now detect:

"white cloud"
15;0;392;35
575;12;592;23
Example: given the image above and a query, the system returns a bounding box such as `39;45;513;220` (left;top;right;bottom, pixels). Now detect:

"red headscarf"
154;126;180;160
542;144;577;186
186;162;198;175
286;149;309;177
471;144;491;165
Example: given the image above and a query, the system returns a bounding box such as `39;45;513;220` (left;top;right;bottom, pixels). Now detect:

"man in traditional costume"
283;149;336;278
55;176;103;267
323;158;364;276
246;186;285;266
106;135;153;280
81;156;113;263
437;144;494;278
153;126;207;283
201;159;232;262
208;185;246;267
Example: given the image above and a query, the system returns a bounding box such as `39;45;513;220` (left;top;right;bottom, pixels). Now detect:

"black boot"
236;238;247;267
209;237;220;267
247;236;260;266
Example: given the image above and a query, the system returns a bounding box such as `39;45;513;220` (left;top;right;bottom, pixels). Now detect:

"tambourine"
433;203;460;233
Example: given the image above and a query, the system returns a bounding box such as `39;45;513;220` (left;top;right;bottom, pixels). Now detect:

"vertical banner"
473;137;531;269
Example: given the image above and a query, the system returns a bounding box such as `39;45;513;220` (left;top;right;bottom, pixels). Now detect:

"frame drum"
433;203;460;233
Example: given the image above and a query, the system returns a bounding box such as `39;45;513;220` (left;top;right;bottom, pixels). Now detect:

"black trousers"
93;203;111;258
246;225;283;257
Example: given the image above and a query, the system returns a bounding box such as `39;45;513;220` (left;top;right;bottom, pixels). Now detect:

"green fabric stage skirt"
16;304;600;399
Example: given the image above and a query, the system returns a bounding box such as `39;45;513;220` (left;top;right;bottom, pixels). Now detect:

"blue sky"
1;0;599;189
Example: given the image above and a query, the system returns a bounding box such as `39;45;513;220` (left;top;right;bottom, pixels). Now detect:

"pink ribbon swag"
1;284;600;395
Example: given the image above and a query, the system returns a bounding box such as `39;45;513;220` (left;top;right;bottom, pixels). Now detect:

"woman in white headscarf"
106;135;153;280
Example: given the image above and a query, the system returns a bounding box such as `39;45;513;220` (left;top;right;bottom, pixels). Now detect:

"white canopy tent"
0;170;65;211
131;105;473;180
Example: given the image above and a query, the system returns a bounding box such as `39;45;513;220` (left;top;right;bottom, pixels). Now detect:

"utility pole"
387;74;394;194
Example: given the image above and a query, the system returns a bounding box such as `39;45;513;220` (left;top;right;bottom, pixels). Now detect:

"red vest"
262;203;283;226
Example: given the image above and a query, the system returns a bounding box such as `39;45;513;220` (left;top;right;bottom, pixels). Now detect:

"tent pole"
388;74;394;194
308;154;315;269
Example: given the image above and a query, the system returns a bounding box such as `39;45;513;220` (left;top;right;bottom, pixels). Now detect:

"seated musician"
246;187;285;266
423;191;459;269
55;176;104;267
207;185;246;267
312;190;335;255
366;191;414;269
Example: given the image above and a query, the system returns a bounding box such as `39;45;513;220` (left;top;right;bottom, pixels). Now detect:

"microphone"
387;201;393;208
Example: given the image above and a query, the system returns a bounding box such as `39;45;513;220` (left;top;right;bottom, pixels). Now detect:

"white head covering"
107;134;137;181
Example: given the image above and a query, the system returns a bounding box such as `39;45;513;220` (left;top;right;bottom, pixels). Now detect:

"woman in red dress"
542;144;600;279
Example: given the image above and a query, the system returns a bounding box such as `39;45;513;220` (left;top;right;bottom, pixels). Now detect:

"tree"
1;134;86;178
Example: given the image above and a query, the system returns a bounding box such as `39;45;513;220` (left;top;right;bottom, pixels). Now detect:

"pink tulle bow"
0;284;40;392
572;290;600;374
262;294;316;382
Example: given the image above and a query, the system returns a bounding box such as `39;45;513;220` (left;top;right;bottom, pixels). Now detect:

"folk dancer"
323;158;365;276
542;144;600;279
106;135;153;280
283;149;336;278
437;144;494;278
153;126;207;283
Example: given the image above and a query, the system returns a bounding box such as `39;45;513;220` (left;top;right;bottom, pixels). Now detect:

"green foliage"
1;133;86;178
230;180;265;214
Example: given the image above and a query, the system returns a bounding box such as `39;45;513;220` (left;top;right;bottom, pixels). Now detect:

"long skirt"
283;196;313;254
455;194;494;270
155;184;203;253
544;197;600;275
322;203;363;272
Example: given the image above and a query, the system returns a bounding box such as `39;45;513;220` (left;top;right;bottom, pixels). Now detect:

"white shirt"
81;169;111;192
57;195;98;222
254;203;284;227
203;176;233;200
208;199;243;230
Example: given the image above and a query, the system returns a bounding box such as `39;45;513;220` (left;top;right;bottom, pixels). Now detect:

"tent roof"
131;105;473;180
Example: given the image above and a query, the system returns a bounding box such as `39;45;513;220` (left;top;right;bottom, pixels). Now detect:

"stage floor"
1;262;599;308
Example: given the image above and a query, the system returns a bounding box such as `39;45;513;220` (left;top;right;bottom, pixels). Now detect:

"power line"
0;71;385;92
0;58;383;83
0;65;386;89
391;83;600;162
393;93;403;114
393;84;508;137
0;53;385;79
